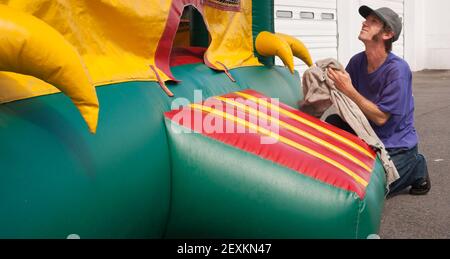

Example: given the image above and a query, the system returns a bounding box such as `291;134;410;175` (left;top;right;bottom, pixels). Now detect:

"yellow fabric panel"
0;0;263;106
1;0;173;86
203;0;262;70
0;4;99;133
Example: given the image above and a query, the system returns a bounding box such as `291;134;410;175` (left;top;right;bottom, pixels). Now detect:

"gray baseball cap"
359;5;402;42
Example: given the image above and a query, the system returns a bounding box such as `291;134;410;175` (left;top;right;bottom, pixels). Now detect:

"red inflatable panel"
165;90;377;199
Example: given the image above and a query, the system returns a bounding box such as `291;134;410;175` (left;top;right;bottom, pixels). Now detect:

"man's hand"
326;68;391;126
327;68;356;97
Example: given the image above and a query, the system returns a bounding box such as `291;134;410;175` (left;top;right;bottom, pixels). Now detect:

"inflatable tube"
0;4;98;133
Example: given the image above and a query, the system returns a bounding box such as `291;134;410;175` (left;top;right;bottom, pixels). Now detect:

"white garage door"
359;0;405;57
274;0;405;75
274;0;338;75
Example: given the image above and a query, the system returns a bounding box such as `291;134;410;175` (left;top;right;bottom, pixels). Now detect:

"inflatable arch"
0;0;386;239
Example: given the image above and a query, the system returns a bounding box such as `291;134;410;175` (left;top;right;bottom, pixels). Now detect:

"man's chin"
358;31;370;40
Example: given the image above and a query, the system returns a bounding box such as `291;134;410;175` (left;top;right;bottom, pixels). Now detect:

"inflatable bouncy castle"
0;0;386;239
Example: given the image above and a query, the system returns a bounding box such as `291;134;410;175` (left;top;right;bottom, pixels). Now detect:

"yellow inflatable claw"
0;4;99;133
255;32;314;74
255;31;295;74
275;33;313;67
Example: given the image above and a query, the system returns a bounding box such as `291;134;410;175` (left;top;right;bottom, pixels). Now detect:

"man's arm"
327;68;390;126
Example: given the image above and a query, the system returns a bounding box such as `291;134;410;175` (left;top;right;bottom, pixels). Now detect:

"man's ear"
383;31;395;41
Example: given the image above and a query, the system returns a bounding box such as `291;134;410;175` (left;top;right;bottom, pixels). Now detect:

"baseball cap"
359;5;402;42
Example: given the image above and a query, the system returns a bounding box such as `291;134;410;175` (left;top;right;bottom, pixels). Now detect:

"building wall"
338;0;450;71
274;0;338;75
404;0;426;71
337;0;405;68
275;0;450;71
337;0;361;67
424;0;450;69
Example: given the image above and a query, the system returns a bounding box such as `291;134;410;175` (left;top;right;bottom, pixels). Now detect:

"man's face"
358;14;385;43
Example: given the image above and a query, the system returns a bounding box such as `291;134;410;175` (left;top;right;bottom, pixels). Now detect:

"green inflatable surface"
0;0;387;240
1;64;339;238
164;120;386;239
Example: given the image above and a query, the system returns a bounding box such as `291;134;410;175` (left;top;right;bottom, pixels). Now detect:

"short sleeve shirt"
346;52;418;149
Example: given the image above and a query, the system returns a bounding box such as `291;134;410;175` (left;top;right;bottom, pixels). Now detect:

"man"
327;6;431;197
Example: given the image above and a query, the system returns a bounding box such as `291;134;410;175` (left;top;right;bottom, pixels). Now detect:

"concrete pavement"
379;70;450;239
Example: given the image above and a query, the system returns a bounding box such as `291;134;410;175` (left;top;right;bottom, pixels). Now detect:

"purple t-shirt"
346;52;418;149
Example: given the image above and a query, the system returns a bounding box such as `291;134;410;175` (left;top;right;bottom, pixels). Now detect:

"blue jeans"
325;115;429;196
387;146;428;196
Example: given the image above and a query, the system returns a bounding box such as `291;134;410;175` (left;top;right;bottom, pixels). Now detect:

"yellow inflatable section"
275;33;313;67
0;0;263;103
0;4;99;133
0;0;173;85
203;0;261;71
255;31;295;74
255;31;313;74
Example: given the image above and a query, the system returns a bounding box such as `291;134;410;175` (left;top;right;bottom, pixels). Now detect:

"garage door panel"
276;0;337;9
301;40;337;49
304;48;337;62
275;48;337;66
275;6;337;21
295;65;310;75
276;20;337;37
275;0;338;73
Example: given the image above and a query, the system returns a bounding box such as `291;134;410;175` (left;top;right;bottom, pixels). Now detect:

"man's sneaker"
409;175;431;195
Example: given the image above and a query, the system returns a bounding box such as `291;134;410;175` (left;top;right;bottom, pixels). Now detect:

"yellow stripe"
234;92;376;159
190;104;369;187
216;97;372;172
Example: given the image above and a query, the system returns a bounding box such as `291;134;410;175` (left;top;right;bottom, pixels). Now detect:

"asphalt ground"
379;70;450;239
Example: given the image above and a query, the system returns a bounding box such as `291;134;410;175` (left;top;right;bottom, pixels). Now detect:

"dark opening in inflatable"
170;6;209;67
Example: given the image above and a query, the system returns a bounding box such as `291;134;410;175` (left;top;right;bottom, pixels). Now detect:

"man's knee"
388;148;431;197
